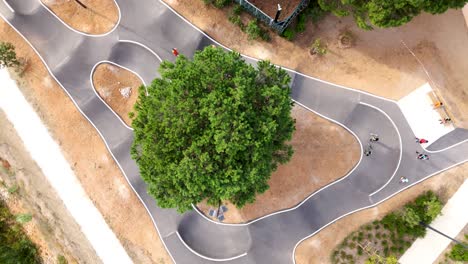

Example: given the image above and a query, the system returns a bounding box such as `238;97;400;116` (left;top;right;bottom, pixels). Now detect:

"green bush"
310;38;327;55
232;4;242;15
57;255;68;264
246;20;262;40
296;13;307;32
203;0;232;8
449;242;468;261
229;14;244;29
282;28;295;41
0;201;41;264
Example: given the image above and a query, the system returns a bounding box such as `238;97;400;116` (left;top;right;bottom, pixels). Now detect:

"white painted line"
89;60;148;131
0;14;178;264
192;99;365;227
360;102;403;197
174;232;248;262
0;69;133;264
37;0;121;37
2;0;14;13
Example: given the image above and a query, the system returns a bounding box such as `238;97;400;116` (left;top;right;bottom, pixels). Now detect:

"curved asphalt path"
1;1;467;263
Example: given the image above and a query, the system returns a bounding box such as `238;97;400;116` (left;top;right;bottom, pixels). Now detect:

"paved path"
1;1;467;263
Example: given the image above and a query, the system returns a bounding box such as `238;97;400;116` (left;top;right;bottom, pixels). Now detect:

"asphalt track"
1;1;467;263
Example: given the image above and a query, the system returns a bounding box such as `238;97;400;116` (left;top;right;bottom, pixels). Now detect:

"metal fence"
233;0;310;33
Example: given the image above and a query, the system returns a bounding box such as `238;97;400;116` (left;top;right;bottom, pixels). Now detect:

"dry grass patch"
42;0;118;34
92;63;141;127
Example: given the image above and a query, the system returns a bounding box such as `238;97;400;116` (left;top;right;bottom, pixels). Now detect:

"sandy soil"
248;0;302;20
0;21;172;264
164;0;468;127
0;110;98;264
434;224;467;263
198;105;360;223
41;0;118;34
92;63;141;127
294;163;468;264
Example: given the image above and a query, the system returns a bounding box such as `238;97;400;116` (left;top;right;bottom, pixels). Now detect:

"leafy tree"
423;196;442;221
401;207;420;228
0;42;20;69
131;46;295;212
317;0;468;29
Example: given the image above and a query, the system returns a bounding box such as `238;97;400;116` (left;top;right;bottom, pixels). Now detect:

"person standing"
370;133;379;142
172;48;179;57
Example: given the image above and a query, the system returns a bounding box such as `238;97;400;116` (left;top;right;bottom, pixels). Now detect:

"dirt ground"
248;0;301;20
165;0;468;128
198;105;360;223
93;63;141;127
2;1;468;263
0;110;99;264
41;0;118;34
434;224;468;263
0;21;172;264
294;163;468;264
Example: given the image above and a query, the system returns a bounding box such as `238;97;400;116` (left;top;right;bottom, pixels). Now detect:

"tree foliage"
0;42;20;69
131;46;295;212
317;0;468;29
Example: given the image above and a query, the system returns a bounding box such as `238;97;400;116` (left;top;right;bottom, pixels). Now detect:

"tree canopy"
131;46;295;212
317;0;468;29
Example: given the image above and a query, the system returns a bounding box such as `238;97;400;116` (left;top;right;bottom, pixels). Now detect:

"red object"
172;48;179;57
419;139;429;144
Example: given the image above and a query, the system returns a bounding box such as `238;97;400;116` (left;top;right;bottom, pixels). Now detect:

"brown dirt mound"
92;63;141;127
41;0;118;34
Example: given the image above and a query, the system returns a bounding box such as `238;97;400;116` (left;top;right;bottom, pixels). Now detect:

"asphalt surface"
1;1;467;263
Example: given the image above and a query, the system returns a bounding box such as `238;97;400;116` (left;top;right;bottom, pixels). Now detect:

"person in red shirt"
415;137;429;144
172;48;179;57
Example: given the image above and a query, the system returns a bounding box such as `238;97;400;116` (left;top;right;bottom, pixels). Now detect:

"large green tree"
131;47;295;212
317;0;468;29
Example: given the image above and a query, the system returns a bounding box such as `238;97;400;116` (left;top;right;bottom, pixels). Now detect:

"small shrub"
349;242;356;249
232;4;242;15
296;13;307;33
57;255;68;264
367;233;373;239
376;233;381;239
382;233;388;239
8;184;18;194
246;20;262;40
383;247;389;256
365;225;372;231
16;213;32;224
229;14;244;29
357;247;363;256
352;236;357;241
449;242;468;261
310;38;327;55
372;220;379;226
382;240;388;246
282;28;295;40
390;246;397;253
204;0;232;8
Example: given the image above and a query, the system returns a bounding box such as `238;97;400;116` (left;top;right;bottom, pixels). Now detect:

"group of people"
364;134;433;184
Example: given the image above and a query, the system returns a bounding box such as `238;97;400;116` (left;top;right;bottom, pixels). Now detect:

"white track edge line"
0;12;178;264
174;231;248;262
37;0;121;37
359;102;403;197
191;99;365;226
2;0;13;13
291;157;468;264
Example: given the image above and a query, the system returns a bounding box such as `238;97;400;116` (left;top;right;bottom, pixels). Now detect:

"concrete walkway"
399;179;468;264
0;69;132;264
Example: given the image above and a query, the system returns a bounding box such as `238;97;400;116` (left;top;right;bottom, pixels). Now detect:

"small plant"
229;14;244;29
232;4;242;15
203;0;232;8
310;38;327;56
8;184;18;194
0;42;21;69
246;20;263;40
376;232;381;239
449;242;468;261
357;247;363;255
365;224;372;231
57;255;68;264
16;213;32;224
282;28;295;40
295;13;307;33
